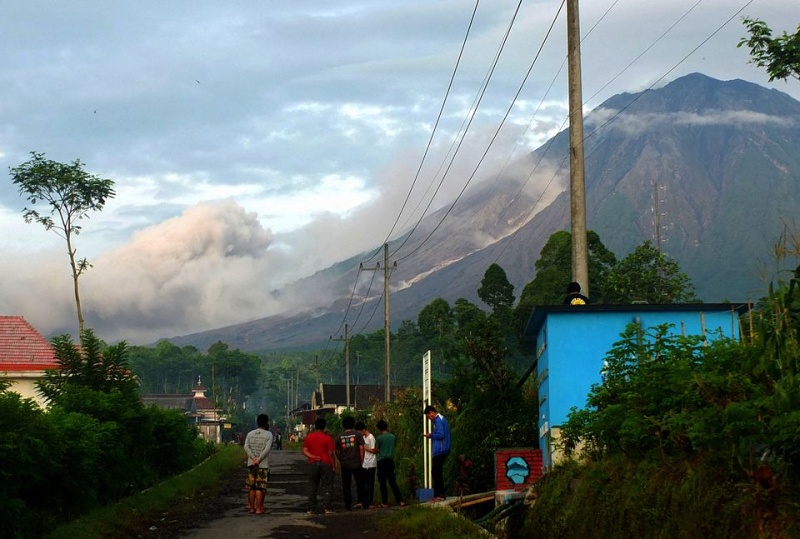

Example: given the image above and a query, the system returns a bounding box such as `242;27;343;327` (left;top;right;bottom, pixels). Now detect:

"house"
141;377;226;443
0;315;58;408
524;303;750;471
311;383;387;414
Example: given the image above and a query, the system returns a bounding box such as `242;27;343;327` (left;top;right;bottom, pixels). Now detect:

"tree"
37;329;138;406
477;263;515;314
739;18;800;82
10;152;116;334
604;241;697;304
514;231;617;331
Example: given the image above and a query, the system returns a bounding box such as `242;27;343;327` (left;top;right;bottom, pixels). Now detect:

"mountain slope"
168;73;800;352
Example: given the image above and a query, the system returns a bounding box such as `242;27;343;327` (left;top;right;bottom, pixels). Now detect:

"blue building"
524;303;749;470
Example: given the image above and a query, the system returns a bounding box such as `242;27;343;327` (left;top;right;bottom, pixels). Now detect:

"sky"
0;0;797;344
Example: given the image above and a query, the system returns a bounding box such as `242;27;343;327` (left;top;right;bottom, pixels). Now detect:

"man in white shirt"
356;420;377;509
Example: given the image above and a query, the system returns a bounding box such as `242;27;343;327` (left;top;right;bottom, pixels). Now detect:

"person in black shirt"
564;281;589;305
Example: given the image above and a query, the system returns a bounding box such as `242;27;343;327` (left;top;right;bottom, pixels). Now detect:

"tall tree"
604;241;697;304
738;18;800;81
514;231;617;331
10;152;116;334
477;263;515;314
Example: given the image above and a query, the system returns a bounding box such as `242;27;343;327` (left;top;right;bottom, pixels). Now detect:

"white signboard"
422;350;432;490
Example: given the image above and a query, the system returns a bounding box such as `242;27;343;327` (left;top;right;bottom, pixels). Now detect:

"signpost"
422;350;433;497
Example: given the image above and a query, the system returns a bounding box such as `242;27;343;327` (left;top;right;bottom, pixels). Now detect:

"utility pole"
567;0;589;295
360;243;397;403
330;324;351;408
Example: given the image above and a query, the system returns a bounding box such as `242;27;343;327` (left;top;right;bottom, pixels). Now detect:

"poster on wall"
495;448;543;491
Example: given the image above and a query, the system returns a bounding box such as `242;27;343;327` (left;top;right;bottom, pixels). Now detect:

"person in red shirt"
302;417;335;514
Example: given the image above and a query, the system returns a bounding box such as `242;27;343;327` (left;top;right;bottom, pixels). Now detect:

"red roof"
0;316;59;372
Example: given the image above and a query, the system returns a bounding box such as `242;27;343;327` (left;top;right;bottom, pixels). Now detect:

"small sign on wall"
495;448;542;491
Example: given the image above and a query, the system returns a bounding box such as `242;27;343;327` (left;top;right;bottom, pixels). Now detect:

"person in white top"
244;413;273;514
356;420;377;509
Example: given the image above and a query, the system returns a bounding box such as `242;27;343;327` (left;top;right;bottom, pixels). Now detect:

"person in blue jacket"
424;404;451;501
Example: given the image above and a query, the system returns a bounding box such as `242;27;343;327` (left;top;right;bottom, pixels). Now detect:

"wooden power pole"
360;243;396;403
330;324;351;409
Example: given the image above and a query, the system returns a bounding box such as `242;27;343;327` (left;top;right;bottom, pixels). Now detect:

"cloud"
1;0;798;344
589;108;796;136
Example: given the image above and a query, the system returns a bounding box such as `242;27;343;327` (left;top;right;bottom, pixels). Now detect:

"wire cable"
394;0;565;262
360;0;482;265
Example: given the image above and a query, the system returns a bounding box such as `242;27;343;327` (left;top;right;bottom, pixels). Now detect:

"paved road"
179;449;385;539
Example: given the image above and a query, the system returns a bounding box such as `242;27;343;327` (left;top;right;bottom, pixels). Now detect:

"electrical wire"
360;0;482;266
394;0;565;263
389;0;528;259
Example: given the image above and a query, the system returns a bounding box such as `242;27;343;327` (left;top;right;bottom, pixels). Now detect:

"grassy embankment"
46;444;245;539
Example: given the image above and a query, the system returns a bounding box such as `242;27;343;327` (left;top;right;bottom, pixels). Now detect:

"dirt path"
174;449;389;539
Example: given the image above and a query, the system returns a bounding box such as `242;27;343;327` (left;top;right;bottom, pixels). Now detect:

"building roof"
0;316;58;372
523;303;751;339
319;384;388;408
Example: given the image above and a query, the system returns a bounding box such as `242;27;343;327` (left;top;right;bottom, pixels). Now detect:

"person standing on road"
244;413;274;514
374;419;405;508
356;420;376;509
424;405;451;502
335;416;366;510
302;417;335;515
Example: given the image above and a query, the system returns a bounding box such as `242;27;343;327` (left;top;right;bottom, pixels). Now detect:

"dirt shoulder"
153;449;395;539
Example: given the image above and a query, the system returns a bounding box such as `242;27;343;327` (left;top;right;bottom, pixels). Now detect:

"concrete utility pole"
360;243;396;403
567;0;589;295
330;324;351;408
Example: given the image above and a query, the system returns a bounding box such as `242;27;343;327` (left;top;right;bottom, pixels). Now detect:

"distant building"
141;377;226;443
0;316;58;408
311;383;388;415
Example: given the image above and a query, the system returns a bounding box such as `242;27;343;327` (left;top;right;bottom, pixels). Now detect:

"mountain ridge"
167;73;800;352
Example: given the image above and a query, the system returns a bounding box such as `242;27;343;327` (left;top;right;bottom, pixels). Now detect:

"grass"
379;505;490;539
46;444;245;539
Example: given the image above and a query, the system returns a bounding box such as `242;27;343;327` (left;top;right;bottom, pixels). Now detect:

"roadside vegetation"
46;444;244;539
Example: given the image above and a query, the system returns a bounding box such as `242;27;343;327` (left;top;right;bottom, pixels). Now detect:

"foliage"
127;339;265;431
543;301;800;537
380;505;488;539
9;152;116;333
370;386;426;498
603;240;697;304
37;329;138;405
560;324;764;463
478;263;515;315
0;391;57;537
522;458;761;539
514;231;617;329
0;330;216;537
739;18;800;82
46;444;243;539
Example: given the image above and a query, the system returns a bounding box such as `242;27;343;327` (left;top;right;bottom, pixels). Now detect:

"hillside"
168;73;800;352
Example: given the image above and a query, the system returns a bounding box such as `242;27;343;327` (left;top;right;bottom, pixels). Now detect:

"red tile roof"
0;316;59;372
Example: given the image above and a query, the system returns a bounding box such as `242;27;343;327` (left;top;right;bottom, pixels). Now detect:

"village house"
141;377;227;443
0;315;58;409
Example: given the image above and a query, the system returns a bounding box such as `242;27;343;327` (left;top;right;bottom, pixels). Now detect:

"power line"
363;0;483;265
395;0;565;263
389;0;529;260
